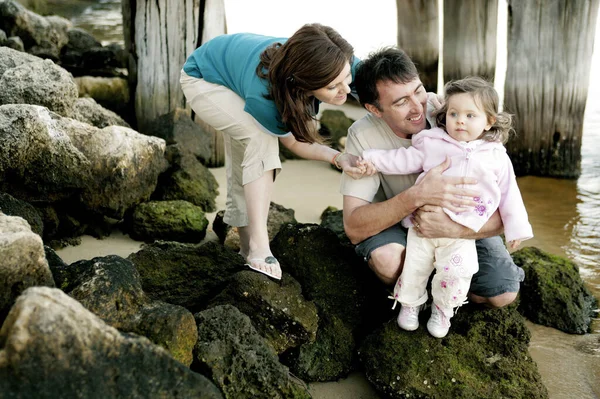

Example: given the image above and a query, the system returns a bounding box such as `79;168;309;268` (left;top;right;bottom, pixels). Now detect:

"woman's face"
310;62;352;105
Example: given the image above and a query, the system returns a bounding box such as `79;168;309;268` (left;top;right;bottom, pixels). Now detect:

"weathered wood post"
122;0;226;136
442;0;497;83
396;0;439;92
504;0;599;178
192;0;227;167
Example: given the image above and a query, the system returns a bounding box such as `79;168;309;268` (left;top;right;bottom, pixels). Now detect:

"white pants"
180;71;281;227
392;228;479;309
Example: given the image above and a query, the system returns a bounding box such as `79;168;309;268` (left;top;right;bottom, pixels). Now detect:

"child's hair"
434;76;513;144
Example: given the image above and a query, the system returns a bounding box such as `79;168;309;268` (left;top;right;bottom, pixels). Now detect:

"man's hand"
427;92;444;110
412;157;480;213
413;205;467;238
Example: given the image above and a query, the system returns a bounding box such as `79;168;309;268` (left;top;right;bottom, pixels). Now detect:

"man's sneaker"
397;305;420;331
427;304;453;338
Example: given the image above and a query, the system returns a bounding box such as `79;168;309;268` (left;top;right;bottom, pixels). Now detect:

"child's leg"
392;228;436;307
431;238;479;309
427;238;478;338
393;228;435;331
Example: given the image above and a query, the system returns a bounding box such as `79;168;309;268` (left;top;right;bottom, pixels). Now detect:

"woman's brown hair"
435;76;513;144
257;23;354;144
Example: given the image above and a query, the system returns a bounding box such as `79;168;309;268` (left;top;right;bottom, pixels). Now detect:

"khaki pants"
392;228;479;309
180;71;281;227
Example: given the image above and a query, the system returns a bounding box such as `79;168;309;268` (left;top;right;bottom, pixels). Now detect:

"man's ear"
365;103;381;117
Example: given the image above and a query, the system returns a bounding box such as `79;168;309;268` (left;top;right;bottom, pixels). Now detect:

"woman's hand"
337;153;368;179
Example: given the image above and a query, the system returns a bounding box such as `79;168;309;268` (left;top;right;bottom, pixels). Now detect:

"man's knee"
470;291;518;308
369;243;405;285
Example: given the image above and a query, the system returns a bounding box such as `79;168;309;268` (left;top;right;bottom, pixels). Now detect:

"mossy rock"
128;200;208;243
208;271;319;354
193;305;311;399
512;246;598;334
127;240;243;313
281;310;355;382
360;305;548;399
318;110;354;150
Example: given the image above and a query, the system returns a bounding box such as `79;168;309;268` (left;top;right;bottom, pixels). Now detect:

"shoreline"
55;157;600;399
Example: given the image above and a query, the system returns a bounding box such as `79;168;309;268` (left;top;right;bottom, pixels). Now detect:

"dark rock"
213;201;296;251
319;206;349;245
63;255;197;366
4;35;24;51
146;108;213;165
270;223;369;330
319;109;354;150
127;240;244;313
282;311;355;382
209;271;319;354
0;0;69;60
513;246;598;334
64;27;102;52
0;287;223;399
0;192;43;236
193;305;311;399
153;149;219;212
359;304;548;399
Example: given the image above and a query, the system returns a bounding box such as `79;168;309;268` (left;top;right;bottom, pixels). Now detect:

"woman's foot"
245;251;282;280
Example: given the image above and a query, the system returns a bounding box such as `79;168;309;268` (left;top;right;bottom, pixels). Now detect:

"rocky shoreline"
1;1;598;397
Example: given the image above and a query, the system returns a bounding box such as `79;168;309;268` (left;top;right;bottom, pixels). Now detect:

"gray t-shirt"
340;101;437;203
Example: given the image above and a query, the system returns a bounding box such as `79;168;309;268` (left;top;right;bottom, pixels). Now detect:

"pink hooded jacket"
362;127;533;243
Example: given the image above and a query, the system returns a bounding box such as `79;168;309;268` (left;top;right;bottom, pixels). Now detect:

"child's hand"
508;240;522;249
357;159;378;176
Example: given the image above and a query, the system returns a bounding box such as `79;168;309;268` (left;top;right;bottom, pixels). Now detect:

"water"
48;1;600;398
47;0;123;46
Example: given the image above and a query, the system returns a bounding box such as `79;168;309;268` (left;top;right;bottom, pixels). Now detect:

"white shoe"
397;305;420;331
427;304;453;338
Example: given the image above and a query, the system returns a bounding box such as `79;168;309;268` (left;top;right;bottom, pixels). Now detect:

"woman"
180;23;363;280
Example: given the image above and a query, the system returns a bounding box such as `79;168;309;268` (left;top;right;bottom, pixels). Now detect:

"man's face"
367;78;428;138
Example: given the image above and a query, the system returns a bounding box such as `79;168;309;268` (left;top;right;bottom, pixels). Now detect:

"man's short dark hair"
355;47;419;110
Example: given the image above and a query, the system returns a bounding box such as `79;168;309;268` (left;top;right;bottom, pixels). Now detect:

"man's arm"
343;157;481;244
414;205;503;239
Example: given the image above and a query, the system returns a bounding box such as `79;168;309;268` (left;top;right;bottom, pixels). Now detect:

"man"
341;47;524;309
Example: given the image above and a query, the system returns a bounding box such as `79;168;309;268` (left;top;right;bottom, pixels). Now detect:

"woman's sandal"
245;256;282;280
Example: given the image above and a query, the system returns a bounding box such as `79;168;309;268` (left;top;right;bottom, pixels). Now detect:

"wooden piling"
503;0;598;178
122;0;226;134
396;0;439;92
443;0;498;83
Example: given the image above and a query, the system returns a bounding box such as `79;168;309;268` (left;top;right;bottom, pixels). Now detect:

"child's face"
445;93;492;142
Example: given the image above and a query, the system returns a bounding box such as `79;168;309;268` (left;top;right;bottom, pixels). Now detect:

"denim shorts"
355;224;524;297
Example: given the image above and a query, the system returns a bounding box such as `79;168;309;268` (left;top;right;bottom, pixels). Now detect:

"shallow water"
50;1;600;398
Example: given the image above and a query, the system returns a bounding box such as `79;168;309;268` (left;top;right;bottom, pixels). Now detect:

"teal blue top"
183;33;359;137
